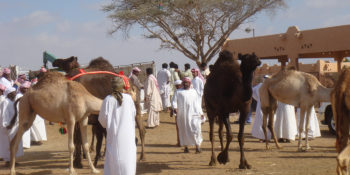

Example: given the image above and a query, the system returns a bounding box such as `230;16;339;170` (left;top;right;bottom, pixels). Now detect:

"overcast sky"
0;0;349;71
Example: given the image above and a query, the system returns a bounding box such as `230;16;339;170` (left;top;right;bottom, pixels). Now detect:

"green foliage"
103;0;285;65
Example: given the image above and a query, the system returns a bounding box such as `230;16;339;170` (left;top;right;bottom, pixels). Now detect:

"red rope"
68;68;130;90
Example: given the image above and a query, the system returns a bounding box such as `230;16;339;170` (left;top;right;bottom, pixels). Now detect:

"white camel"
259;69;332;151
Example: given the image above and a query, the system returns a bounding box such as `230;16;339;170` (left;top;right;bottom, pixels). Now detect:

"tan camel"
259;69;332;151
331;66;350;175
7;72;102;175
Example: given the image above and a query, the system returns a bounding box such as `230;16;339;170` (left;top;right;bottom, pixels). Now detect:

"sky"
0;0;350;71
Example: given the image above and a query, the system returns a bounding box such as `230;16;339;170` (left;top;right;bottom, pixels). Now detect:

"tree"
103;0;285;66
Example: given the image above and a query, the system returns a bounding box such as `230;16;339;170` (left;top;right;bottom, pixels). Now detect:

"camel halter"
67;68;130;90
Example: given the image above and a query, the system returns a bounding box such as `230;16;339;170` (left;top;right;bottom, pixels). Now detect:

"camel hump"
87;57;115;72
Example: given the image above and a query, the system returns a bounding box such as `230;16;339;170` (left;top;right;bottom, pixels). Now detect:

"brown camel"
331;66;350;175
259;69;332;151
53;56;146;167
7;72;101;175
204;50;261;168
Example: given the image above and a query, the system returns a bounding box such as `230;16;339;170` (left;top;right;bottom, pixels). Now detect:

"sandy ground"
0;112;337;175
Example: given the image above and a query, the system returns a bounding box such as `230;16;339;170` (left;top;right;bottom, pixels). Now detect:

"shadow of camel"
137;162;173;174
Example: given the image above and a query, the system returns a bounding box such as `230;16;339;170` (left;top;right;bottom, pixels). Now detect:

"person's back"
99;76;137;175
99;93;136;175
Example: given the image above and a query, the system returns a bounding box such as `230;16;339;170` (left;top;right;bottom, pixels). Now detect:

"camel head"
53;56;80;73
238;53;261;74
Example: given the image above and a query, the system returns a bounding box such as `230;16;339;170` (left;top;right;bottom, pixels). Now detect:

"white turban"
4;87;16;97
174;80;182;85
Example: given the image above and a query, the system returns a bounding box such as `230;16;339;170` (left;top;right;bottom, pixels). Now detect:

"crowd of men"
0;62;322;175
0;67;47;167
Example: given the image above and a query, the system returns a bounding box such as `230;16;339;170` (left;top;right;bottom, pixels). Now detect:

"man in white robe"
0;87;24;165
172;77;204;153
296;106;321;139
0;68;14;89
15;81;31;149
98;76;137;175
144;68;162;128
191;68;204;114
0;84;7;160
251;76;276;141
157;63;171;112
274;101;298;142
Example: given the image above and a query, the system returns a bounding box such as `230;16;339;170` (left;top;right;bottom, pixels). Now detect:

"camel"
204;50;261;168
52;56;146;167
7;72;101;175
259;69;332;151
331;66;350;175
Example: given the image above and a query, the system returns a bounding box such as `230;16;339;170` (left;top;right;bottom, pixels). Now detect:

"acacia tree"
103;0;285;65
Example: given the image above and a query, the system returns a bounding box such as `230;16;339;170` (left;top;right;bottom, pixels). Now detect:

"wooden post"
334;57;344;72
278;57;288;70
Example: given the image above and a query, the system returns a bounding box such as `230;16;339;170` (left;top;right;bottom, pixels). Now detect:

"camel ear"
74;57;78;62
252;52;256;56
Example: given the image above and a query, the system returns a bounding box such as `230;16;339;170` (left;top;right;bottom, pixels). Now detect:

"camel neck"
317;85;333;102
242;71;254;86
241;71;254;101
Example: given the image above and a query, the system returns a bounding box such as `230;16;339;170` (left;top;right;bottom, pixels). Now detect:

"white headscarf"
4;87;16;97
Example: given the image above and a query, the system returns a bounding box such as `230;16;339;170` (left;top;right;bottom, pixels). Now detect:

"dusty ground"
0;112;337;175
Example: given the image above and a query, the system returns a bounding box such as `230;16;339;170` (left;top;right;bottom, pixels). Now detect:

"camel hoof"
277;145;283;149
92;169;100;174
209;157;217;166
10;170;16;175
266;145;271;150
73;161;83;169
139;154;146;161
69;169;77;175
217;151;229;165
297;147;304;152
239;160;252;169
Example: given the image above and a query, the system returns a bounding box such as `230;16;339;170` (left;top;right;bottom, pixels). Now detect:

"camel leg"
237;110;251;169
297;108;306;151
89;125;96;153
79;119;100;174
337;144;350;175
135;113;146;161
10;114;36;175
93;122;104;167
218;120;224;151
208;114;216;166
337;111;350;175
217;113;232;165
66;121;77;175
261;109;270;150
268;109;282;149
73;123;83;168
304;107;312;151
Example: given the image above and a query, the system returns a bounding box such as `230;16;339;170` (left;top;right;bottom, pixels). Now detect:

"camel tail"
6;98;21;130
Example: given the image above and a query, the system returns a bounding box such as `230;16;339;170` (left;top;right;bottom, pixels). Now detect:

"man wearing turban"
0;68;14;89
98;76;137;175
144;68;162;128
172;77;204;153
0;87;23;166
